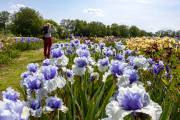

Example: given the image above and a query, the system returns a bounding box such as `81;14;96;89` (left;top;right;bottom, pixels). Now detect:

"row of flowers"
15;37;40;43
0;39;169;120
126;37;179;53
0;37;40;50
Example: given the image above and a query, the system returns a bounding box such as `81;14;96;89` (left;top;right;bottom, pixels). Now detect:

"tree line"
0;7;180;38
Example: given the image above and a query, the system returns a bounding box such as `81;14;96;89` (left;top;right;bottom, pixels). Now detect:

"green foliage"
0;11;10;34
129;25;140;37
14;41;43;51
0;41;42;64
0;48;20;64
10;7;43;36
60;19;151;38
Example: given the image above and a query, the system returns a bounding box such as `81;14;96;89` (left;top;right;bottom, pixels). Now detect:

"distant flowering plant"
103;48;113;57
116;68;139;87
115;54;125;61
128;56;149;70
62;67;75;84
15;37;40;43
76;48;90;58
153;61;164;75
115;41;125;51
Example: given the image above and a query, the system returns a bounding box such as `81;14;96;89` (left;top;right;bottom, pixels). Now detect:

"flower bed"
0;37;43;64
0;39;179;120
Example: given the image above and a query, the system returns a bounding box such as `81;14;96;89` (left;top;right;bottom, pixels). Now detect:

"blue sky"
0;0;180;32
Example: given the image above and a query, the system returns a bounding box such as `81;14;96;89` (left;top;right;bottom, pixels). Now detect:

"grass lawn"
0;48;44;92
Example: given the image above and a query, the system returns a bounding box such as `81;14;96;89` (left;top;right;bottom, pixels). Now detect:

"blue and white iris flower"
45;96;68;113
102;84;162;120
0;88;29;120
72;57;88;76
110;60;127;77
27;63;39;73
97;57;110;72
29;99;42;117
117;69;139;87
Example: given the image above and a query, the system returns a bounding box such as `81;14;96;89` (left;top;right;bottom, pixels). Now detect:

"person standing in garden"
42;23;56;59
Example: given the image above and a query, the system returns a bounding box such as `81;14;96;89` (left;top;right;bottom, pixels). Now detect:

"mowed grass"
0;48;44;92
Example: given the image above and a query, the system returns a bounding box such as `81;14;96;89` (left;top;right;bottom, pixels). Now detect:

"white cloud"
135;0;152;4
101;0;180;32
83;8;105;17
9;4;26;13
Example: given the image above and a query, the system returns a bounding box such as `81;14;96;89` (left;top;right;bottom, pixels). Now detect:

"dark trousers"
44;37;52;59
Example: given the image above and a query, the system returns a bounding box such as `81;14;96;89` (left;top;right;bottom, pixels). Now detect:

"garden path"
0;48;43;91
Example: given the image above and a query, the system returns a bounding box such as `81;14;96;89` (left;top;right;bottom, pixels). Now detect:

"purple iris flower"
51;48;64;58
153;62;164;75
90;75;96;81
27;37;31;43
30;100;41;110
77;49;90;58
165;65;172;79
80;44;88;50
60;43;64;48
148;58;155;65
99;43;105;49
116;54;124;61
51;44;60;50
104;49;113;57
42;66;58;80
65;70;74;78
42;59;51;66
66;49;73;55
21;37;24;42
99;58;109;67
110;61;125;76
89;73;99;82
25;76;41;90
65;43;69;47
73;39;80;46
15;38;19;42
2;88;20;102
128;71;139;84
165;65;170;73
125;50;132;56
0;99;28;119
27;63;38;73
46;97;62;109
75;57;88;68
70;42;75;47
21;71;31;79
119;92;149;110
85;40;91;45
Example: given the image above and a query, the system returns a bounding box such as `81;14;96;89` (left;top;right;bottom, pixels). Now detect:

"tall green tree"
111;23;119;36
118;25;129;38
0;11;10;34
129;26;140;37
11;7;43;36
